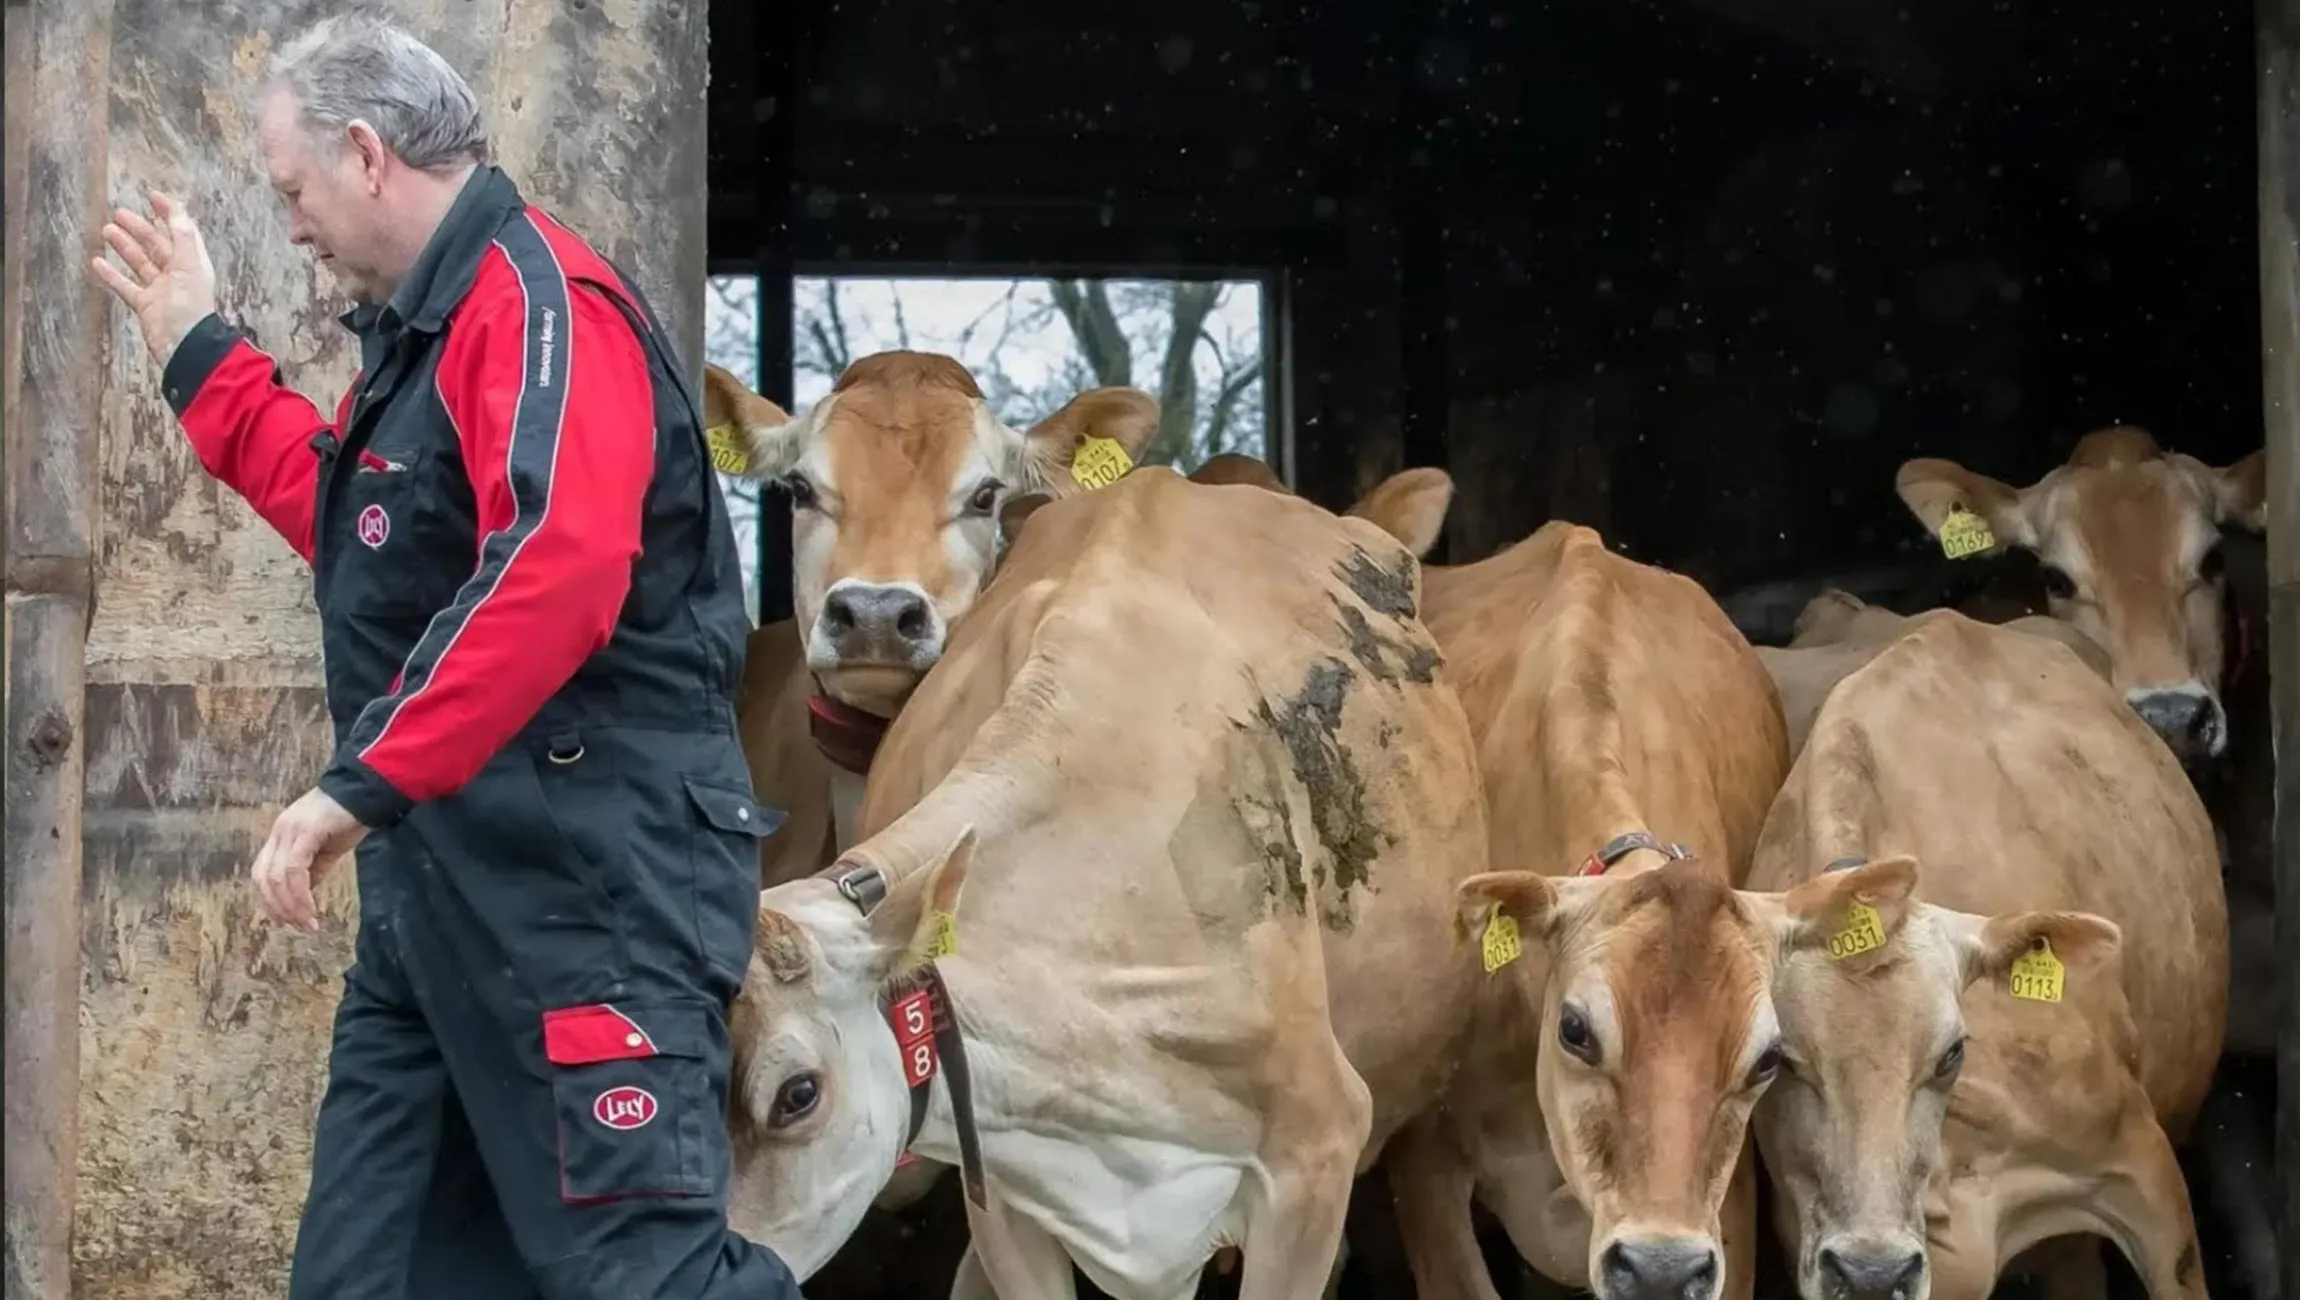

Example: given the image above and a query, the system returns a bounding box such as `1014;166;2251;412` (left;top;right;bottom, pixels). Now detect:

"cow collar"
832;863;987;1209
1574;830;1693;878
808;688;892;777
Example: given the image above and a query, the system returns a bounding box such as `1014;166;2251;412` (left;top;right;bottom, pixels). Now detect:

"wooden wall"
3;1;707;1295
2262;0;2300;1289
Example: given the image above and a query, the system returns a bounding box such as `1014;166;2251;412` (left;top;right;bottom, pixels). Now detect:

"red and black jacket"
161;165;752;828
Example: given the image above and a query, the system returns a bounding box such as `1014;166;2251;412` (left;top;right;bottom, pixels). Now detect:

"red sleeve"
315;253;657;823
163;314;344;563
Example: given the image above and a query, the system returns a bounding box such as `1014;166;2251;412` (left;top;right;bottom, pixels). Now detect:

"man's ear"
1945;907;2122;994
1019;388;1160;497
863;824;977;981
1346;467;1455;559
1772;854;1921;962
2211;449;2266;532
1896;457;2036;556
701;362;807;481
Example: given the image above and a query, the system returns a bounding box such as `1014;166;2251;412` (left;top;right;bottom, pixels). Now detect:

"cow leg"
1235;1048;1374;1300
967;1196;1079;1300
2091;1114;2211;1300
1383;1113;1506;1300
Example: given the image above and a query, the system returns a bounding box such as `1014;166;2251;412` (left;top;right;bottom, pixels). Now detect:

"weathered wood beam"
4;0;115;1296
2262;0;2300;1295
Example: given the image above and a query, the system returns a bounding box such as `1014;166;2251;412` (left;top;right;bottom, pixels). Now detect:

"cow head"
725;825;977;1278
704;354;1158;715
1457;854;1783;1300
1741;854;2120;1300
1895;429;2264;764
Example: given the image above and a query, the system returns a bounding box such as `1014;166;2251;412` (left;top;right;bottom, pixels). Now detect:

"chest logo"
356;504;391;549
593;1085;658;1131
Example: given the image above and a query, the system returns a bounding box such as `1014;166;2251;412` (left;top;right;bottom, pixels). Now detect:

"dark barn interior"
701;0;2276;1295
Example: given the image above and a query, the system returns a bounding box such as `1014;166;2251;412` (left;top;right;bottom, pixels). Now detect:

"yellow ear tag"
2008;938;2065;1002
1480;903;1523;974
1938;506;1995;560
1826;898;1888;960
1069;435;1134;491
922;909;959;961
704;423;753;476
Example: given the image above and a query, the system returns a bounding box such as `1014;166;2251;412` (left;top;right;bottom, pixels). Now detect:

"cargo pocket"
540;1000;716;1204
683;773;786;978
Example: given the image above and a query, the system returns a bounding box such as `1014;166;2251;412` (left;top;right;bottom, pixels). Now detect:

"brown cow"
703;351;1161;868
1895;427;2274;1297
1894;427;2263;766
1343;485;1793;1300
720;465;1492;1296
1743;606;2227;1300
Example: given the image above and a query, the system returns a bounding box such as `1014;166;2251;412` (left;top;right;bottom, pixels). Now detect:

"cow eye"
1747;1040;1788;1089
1558;1005;1601;1066
1934;1037;1966;1083
2040;565;2077;600
966;481;1003;516
782;474;818;511
2198;541;2225;582
771;1072;822;1127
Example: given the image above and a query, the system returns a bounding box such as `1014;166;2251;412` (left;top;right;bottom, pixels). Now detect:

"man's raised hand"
91;191;220;367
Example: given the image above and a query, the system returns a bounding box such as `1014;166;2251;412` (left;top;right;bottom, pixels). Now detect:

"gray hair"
266;12;489;171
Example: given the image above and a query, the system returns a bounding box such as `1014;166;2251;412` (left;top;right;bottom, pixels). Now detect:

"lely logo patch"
356;504;391;549
593;1085;658;1131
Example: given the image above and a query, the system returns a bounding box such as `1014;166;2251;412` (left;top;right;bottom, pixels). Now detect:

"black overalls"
161;166;803;1299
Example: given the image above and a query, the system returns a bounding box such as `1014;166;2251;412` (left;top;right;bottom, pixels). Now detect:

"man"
88;14;804;1299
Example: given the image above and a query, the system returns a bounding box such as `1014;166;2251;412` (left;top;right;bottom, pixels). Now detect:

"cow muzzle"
1814;1237;1926;1300
1598;1233;1722;1300
2126;685;2225;765
816;579;945;671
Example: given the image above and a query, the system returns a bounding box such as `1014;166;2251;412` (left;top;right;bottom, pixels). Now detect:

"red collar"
808;692;891;777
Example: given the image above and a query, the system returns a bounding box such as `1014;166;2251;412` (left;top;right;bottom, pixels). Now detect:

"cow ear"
1453;870;1602;961
1347;467;1454;559
701;363;808;481
848;825;977;983
1019;388;1160;497
1945;908;2122;996
1772;854;1920;964
2213;449;2265;532
1896;457;2036;555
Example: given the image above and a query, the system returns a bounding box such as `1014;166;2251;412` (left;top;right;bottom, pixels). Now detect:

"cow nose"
1817;1243;1925;1299
820;584;938;661
1600;1237;1720;1300
2128;689;2217;760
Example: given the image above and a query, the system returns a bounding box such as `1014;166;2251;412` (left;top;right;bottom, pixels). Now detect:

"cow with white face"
1894;426;2264;766
704;352;1158;855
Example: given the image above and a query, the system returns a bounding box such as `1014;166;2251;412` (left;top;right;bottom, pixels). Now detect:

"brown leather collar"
808;692;892;777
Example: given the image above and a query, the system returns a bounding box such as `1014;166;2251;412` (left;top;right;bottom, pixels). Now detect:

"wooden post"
2261;0;2300;1296
4;1;114;1296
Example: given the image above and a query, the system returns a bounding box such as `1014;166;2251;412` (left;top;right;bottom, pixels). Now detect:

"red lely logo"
356;504;390;549
593;1085;658;1131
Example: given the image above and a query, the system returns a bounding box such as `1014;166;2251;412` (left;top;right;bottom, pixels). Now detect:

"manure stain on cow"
1336;546;1417;621
1333;601;1439;686
1251;657;1393;931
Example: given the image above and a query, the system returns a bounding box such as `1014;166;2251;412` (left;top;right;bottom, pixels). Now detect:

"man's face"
258;89;387;301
